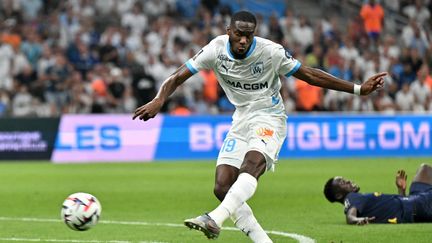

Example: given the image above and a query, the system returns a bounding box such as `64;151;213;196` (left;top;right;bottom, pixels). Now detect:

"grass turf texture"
0;158;432;243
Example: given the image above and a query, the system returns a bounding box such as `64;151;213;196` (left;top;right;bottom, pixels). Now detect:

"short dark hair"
230;11;257;26
324;178;337;202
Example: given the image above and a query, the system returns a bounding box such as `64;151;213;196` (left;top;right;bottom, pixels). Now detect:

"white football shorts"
216;113;287;171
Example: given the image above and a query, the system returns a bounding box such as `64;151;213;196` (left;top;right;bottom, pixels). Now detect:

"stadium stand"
0;0;431;117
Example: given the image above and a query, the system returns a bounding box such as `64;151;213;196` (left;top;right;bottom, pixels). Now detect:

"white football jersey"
185;35;301;117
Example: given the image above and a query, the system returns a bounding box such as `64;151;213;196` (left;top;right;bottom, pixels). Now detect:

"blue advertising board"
155;114;432;160
51;114;431;162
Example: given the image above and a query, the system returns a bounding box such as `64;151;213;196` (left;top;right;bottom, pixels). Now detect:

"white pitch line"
0;217;315;243
101;220;315;243
0;238;165;243
0;238;127;243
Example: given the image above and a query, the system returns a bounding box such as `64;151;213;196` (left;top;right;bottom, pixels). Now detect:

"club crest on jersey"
250;61;264;78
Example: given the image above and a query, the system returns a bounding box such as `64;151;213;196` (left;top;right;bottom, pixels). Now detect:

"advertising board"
51;114;432;163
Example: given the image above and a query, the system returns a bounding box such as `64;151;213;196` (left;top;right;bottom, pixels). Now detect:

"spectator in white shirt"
339;37;360;66
403;0;431;26
12;85;33;117
0;40;14;91
395;82;415;111
402;19;429;50
291;15;314;52
373;89;397;114
121;2;148;36
410;64;431;109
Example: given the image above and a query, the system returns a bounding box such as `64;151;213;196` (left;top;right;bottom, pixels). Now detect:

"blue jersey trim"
185;60;198;74
272;95;280;105
226;37;256;59
285;61;301;77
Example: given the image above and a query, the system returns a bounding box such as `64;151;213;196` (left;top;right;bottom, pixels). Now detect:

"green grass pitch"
1;158;432;243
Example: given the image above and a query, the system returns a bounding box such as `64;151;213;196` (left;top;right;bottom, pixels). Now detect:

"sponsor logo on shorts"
256;127;274;138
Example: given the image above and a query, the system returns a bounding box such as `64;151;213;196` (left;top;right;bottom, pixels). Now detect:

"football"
61;192;102;231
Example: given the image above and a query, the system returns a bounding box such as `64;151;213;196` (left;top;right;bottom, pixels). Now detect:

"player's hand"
133;98;164;121
396;170;407;191
356;216;375;226
360;72;387;95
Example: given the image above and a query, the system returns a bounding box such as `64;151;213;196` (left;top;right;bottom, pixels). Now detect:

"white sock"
231;203;273;243
208;173;257;227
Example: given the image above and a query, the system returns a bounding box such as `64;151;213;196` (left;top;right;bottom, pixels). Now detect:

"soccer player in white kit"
133;11;386;242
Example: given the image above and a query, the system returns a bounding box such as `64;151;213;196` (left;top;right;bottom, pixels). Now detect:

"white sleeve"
185;42;215;74
272;44;301;77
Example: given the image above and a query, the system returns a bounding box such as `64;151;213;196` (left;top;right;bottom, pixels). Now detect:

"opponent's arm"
346;207;375;225
133;64;193;121
293;65;386;95
396;170;407;197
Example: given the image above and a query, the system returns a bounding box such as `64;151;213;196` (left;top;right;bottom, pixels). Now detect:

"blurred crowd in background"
0;0;431;117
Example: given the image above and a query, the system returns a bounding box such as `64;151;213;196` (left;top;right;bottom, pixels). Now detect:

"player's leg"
208;114;286;229
412;163;432;185
208;150;265;227
409;164;432;222
185;133;271;241
185;115;284;240
227;162;273;243
239;150;267;176
231;202;272;243
409;163;432;196
213;164;239;201
214;161;272;242
184;126;245;239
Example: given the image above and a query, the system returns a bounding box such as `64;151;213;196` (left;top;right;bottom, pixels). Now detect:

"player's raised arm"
133;64;193;121
292;65;386;95
396;170;407;197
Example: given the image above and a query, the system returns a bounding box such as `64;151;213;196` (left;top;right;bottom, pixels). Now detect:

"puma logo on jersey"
221;64;229;73
242;228;251;236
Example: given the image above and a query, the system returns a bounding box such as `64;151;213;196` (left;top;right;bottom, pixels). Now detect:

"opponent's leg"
213;165;272;243
410;164;432;222
412;163;432;184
